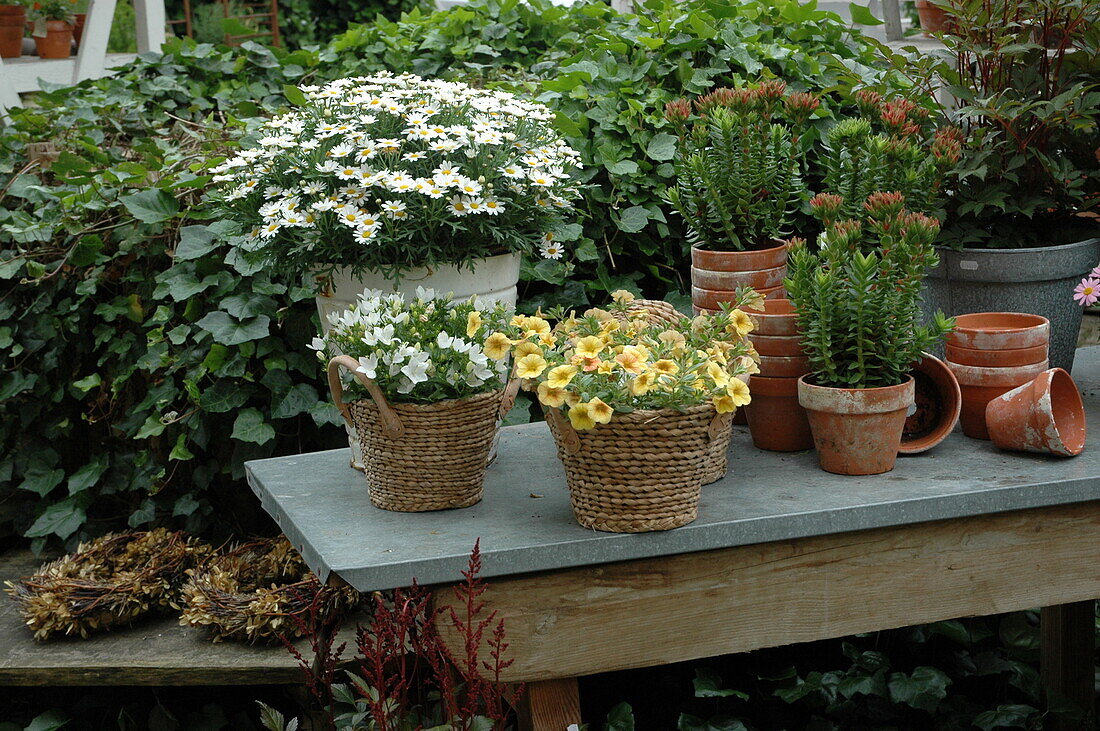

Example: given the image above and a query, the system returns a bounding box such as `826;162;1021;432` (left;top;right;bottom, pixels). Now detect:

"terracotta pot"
798;376;916;475
915;0;951;36
752;298;798;336
691;241;787;312
986;368;1086;456
745;375;814;452
33;20;73;59
758;354;810;379
751;333;803;357
947;312;1050;351
947;359;1050;439
692;283;785;310
73;12;85;48
691;263;786;292
899;353;961;455
945;343;1048;368
0;4;25;59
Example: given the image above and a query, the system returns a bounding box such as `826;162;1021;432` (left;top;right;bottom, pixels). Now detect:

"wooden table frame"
433;501;1099;730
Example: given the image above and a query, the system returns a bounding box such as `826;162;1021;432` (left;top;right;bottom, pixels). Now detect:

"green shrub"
0;41;339;547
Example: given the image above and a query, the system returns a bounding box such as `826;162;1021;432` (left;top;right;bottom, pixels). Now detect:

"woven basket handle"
546;407;581;455
327;355;406;439
498;378;521;421
708;411;729;442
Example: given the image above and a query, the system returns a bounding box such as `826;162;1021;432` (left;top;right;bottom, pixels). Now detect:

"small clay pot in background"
746;375;814;452
947;359;1050;439
73;12;86;49
798;376;916;476
945;343;1048;368
986;368;1086;456
691;241;788;313
33;19;73;59
915;0;952;36
0;4;24;58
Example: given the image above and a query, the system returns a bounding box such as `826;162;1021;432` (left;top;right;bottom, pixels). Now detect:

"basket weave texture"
546;403;719;533
348;388;506;512
619;298;685;327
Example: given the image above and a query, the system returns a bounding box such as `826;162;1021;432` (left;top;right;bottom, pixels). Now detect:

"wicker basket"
545;403;726;533
328;356;517;512
617;298;685;327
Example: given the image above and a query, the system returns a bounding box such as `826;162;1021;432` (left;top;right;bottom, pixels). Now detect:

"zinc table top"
246;350;1100;593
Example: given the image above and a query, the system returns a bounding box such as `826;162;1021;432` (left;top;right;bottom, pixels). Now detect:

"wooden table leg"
1041;601;1096;730
516;677;582;731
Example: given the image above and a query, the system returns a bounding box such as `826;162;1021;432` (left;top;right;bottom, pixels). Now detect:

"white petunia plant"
312;288;522;404
212;72;583;278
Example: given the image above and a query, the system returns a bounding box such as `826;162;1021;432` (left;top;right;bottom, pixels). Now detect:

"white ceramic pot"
315;252;522;332
315;252;522;471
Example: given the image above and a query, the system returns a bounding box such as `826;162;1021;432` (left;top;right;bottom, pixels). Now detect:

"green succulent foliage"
785;202;954;389
0;40;343;547
666;108;803;252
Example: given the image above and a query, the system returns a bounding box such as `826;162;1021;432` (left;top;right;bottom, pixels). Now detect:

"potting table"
247;350;1100;730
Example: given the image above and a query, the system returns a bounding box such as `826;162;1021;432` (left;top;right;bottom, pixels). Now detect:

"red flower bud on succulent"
784;91;820;124
902;211;941;237
665;98;692;129
930;126;963;164
757;80;787;100
864;191;906;220
854;88;882;117
810;192;845;224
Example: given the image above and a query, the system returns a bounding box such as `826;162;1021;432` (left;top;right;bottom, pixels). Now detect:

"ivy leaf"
196;312;271;346
693;668;749;699
26;497;86;539
68;456;108;495
176;225;220;260
232;408;276;444
25;710;69;731
617;206;650;233
120;189;180;224
607;160;640;175
272;383;320;420
887;666;950;712
18;465;65;497
201;380;250;413
848;3;884;24
283;84;308;106
645;133;678;161
605;703;635;731
972;704;1039;731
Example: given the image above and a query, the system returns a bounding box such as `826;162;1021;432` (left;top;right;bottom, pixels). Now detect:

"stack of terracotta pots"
944;313;1050;439
0;4;24;58
744;298;814;451
691;241;788;314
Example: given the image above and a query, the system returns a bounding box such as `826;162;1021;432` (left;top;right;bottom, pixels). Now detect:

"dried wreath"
179;536;360;644
5;529;213;641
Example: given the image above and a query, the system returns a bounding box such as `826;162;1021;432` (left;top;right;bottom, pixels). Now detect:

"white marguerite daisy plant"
212;72;583;278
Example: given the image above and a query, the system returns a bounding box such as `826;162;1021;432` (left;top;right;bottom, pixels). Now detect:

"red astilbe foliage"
281;586;351;731
277;541;522;731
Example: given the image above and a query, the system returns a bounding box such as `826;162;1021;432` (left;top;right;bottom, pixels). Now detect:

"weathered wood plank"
437;502;1100;682
1;550;365;686
1041;601;1097;730
515;677;582;731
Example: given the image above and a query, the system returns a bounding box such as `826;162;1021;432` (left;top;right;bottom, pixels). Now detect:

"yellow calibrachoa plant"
525;289;762;430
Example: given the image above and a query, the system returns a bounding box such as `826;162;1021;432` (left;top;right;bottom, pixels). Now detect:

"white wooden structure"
0;0;165;118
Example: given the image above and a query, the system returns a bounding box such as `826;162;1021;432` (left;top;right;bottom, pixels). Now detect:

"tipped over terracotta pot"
797;376;916;475
986;368;1086;456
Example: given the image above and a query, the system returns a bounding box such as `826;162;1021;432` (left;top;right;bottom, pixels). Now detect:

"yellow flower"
706;361;730;387
537;382;568;408
727;378;751;407
743;289;766;312
466;311;482;338
538;332;558;347
514;341;543;359
658;329;687;353
727;308;755;338
546;364;578;388
584;308;613;323
691;315;708;332
514;353;548;379
614;349;646;375
574;335;605;359
707;345;728;366
564;390;582;407
510;314;526;327
611;289;636;304
713;393;737;414
483;332;512;360
568;402;597;430
600;318;621;333
652;359;679;376
597;360;615;374
523;316;551;338
588;397;614;424
631;371;657;396
737;355;760;375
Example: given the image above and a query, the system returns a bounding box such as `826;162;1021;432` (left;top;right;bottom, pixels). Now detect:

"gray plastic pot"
921;237;1100;373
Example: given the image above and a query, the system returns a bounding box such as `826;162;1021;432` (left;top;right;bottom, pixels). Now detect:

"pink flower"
1073;278;1100;306
1090;265;1100;280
